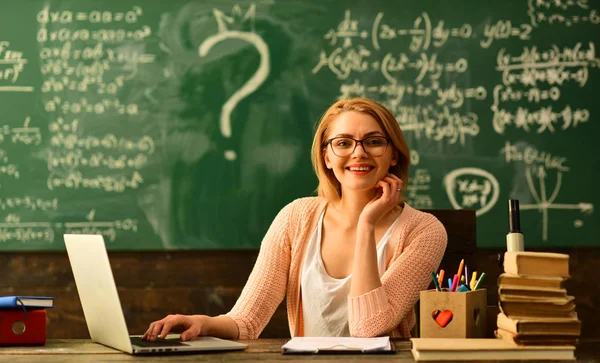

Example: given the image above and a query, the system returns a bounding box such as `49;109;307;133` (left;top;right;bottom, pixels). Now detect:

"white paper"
282;336;391;352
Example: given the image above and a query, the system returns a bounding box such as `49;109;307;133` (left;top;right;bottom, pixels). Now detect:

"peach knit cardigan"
225;197;447;339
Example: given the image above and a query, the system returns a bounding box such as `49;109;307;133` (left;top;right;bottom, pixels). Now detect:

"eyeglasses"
326;136;390;157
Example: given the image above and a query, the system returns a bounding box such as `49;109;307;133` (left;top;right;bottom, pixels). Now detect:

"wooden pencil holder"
419;288;487;338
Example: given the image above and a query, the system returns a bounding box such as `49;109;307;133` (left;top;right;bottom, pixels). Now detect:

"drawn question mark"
199;31;270;161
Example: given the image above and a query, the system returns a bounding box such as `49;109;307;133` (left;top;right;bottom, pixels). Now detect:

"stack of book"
496;251;581;346
0;295;54;346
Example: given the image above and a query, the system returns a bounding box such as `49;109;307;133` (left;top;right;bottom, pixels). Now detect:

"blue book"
0;296;54;309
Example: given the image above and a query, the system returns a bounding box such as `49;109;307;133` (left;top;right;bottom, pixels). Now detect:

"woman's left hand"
359;174;403;226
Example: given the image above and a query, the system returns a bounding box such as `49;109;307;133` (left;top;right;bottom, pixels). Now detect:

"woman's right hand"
142;314;207;341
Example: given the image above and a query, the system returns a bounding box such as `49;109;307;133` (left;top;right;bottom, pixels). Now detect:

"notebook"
282;336;394;354
64;234;248;354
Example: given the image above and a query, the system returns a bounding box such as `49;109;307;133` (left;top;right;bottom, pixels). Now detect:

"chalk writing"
47;151;148;170
394;105;479;146
410;149;420;166
492;42;597;134
0;5;158;245
481;20;533;49
64;219;138;242
496;43;598;87
371;11;473;52
47;171;144;192
493;105;589;134
492;85;560;109
0;197;58;211
44;97;139;115
0;227;54;243
37;5;154;195
0;163;19;180
313;48;468;83
528;0;600;27
199;4;268;160
406;168;433;209
37;6;144;24
444;168;500;216
0;217;137;243
49;133;154;154
0;118;42;146
315;10;485;145
501;141;569;172
0;41;33;92
340;80;486;109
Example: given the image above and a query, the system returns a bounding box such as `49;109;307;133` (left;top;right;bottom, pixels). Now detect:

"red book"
0;309;46;345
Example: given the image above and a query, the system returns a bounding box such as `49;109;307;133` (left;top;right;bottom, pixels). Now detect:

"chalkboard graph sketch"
520;165;594;241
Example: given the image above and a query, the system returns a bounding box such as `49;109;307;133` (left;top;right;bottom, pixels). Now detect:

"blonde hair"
311;97;410;201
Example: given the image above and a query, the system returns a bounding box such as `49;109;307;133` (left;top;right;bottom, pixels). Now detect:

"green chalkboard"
0;0;598;250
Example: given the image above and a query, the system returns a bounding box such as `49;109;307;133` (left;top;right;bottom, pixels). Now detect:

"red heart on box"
431;309;453;328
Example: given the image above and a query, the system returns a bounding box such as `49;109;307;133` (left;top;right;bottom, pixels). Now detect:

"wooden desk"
0;339;598;362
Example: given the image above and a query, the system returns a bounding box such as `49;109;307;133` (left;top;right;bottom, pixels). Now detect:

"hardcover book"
498;286;568;300
0;309;46;346
498;273;566;290
496;312;581;336
0;296;54;309
498;296;576;318
410;338;575;361
495;328;579;346
503;252;569;278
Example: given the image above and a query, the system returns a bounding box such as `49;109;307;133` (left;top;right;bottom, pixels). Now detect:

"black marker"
506;199;524;252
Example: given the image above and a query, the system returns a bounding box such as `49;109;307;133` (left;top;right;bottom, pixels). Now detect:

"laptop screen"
64;234;133;354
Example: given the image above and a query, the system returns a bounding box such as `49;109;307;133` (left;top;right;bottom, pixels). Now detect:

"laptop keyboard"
130;336;188;347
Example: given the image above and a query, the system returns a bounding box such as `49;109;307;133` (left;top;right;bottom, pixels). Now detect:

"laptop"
63;234;248;354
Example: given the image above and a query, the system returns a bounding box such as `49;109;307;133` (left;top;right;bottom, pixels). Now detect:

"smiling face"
323;111;397;193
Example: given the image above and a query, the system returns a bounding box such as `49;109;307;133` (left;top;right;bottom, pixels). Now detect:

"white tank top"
301;210;401;337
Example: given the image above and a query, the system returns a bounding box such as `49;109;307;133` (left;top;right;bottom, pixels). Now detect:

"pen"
437;269;445;287
447;278;453;291
431;272;442;292
455;259;464;291
464;265;469;286
473;272;486;290
470;271;477;290
451;274;459;292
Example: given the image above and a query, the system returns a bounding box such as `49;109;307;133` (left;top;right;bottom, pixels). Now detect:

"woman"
142;97;447;341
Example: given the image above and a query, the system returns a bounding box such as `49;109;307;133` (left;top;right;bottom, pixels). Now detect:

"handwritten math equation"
0;5;155;245
0;210;138;243
528;0;600;27
312;10;493;147
492;43;597;134
33;6;156;194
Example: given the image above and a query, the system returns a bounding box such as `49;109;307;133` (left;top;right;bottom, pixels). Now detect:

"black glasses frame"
325;136;390;157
